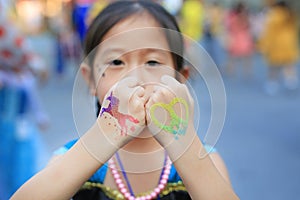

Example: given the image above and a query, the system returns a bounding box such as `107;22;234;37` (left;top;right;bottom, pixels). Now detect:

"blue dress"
0;86;40;199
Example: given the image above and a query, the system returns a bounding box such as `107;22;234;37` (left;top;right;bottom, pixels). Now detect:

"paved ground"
25;34;300;199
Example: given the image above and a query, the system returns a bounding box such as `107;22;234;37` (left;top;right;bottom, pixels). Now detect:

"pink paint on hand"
101;92;139;136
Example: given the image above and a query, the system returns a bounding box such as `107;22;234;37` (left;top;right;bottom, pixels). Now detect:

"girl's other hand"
146;75;196;157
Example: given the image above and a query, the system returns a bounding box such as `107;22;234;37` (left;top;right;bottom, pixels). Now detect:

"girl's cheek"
96;78;116;103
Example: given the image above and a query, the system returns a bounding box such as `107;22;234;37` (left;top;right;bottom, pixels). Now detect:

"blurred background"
0;0;299;199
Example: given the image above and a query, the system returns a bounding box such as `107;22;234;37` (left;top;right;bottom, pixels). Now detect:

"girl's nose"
126;65;147;83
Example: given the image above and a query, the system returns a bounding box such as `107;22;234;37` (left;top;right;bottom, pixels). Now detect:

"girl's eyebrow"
101;47;126;58
100;48;169;59
143;48;169;54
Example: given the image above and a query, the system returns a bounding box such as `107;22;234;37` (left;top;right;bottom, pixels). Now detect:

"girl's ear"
80;63;96;96
179;66;190;83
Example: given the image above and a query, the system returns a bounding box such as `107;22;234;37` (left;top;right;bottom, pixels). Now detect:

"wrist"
80;122;119;164
162;124;198;161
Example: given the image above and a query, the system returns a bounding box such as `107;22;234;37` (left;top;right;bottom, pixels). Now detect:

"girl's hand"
146;75;196;159
97;76;147;148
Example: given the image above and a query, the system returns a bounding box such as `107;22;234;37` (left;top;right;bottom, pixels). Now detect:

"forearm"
11;123;116;200
167;135;239;200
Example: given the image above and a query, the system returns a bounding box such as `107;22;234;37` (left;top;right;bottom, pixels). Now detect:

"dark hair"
83;0;184;71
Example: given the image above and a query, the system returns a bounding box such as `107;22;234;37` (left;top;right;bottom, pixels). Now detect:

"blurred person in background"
179;0;204;81
55;10;82;80
201;1;226;70
72;0;97;43
258;0;299;95
86;0;110;26
0;8;49;199
225;1;254;78
180;0;204;43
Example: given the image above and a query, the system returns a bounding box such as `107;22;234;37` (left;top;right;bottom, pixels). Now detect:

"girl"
11;1;239;199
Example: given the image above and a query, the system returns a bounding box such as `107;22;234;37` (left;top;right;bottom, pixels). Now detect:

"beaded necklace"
108;151;171;200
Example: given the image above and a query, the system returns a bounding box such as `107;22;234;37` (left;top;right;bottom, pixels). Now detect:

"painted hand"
97;77;146;147
146;75;196;152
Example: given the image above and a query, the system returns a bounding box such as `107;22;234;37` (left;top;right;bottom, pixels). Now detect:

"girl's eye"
146;60;161;67
110;59;124;66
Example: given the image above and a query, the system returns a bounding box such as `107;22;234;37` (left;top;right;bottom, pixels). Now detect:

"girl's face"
88;13;176;103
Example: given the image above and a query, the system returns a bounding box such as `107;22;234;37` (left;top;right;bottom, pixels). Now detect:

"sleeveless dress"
55;140;217;200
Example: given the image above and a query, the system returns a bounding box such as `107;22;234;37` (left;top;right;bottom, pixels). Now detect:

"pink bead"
140;197;146;200
154;188;160;194
118;183;125;189
112;169;118;174
158;184;164;190
136;197;141;200
164;169;170;174
110;164;116;169
160;179;167;184
146;195;152;200
124;192;131;198
116;178;122;184
129;196;135;200
114;173;120;179
121;188;127;194
150;192;157;198
162;174;169;179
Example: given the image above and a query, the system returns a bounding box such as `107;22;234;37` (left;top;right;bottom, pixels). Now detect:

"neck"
116;131;166;173
122;137;161;153
122;127;162;153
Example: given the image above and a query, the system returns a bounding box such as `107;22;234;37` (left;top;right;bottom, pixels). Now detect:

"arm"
11;77;146;200
11;123;111;200
146;75;239;199
169;135;239;200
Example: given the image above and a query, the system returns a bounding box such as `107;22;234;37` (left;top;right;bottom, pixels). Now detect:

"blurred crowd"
0;0;299;199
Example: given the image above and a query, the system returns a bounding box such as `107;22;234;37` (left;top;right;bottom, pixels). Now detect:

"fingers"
160;75;181;88
120;76;139;88
133;86;145;98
